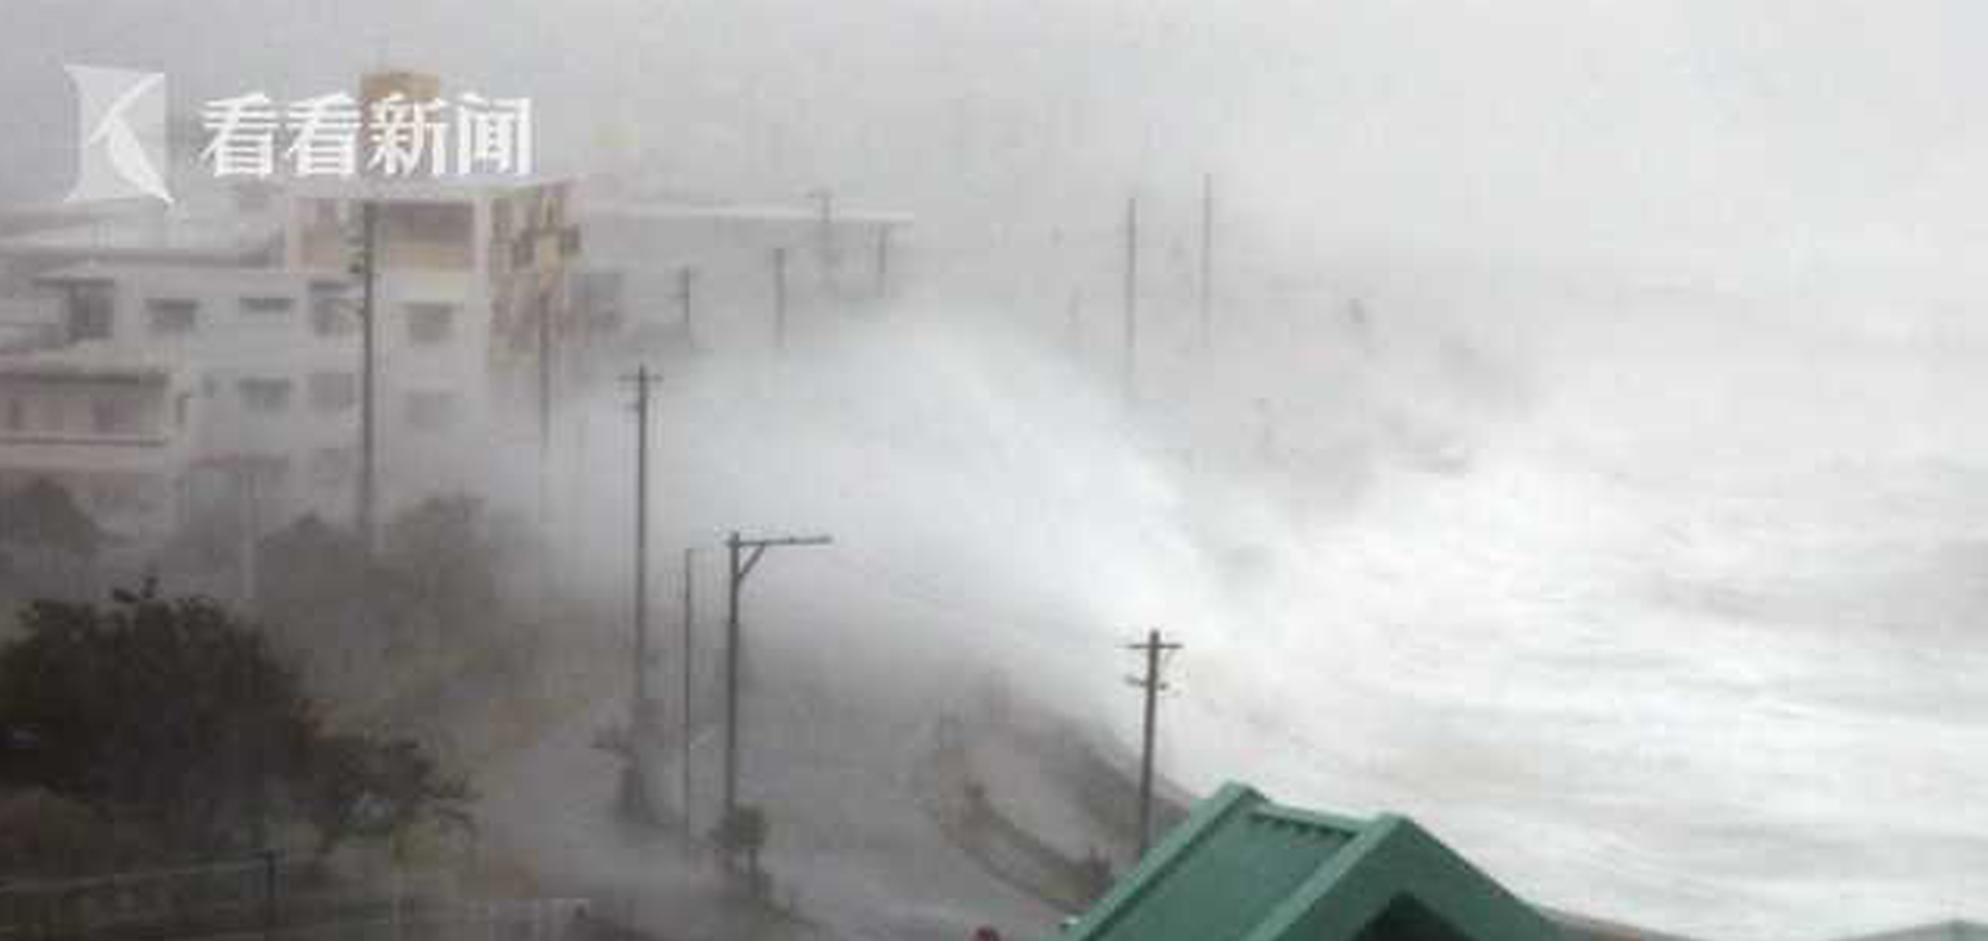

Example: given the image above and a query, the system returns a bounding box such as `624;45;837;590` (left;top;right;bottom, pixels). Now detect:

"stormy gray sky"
6;1;1986;289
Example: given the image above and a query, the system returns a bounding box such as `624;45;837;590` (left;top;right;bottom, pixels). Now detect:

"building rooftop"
1056;782;1564;941
0;203;277;263
285;174;573;203
581;198;914;226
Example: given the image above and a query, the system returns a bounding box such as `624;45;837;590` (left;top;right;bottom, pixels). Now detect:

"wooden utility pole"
1199;173;1214;352
1122;195;1139;403
721;531;832;824
772;247;789;351
1126;629;1182;857
355;201;379;550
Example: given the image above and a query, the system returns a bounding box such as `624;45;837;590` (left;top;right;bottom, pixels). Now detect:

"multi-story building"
0;67;908;550
0;349;192;537
0;70;578;543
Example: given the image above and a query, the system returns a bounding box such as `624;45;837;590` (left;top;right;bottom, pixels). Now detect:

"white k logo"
65;65;173;205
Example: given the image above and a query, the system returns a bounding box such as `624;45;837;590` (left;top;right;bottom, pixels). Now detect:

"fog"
504;264;1988;939
6;2;1988;939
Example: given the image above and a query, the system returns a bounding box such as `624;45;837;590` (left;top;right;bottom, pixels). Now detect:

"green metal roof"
1053;783;1566;941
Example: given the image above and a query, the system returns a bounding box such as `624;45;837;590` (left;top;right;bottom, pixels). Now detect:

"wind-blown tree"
0;583;471;866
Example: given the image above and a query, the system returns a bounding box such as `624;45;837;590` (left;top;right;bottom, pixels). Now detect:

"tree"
300;734;472;857
0;583;470;865
380;495;506;640
0;478;108;558
0;478;108;600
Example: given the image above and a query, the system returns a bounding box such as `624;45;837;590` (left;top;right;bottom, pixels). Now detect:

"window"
310;283;355;336
3;398;22;431
240;295;295;316
309;447;356;489
147;298;198;335
307;370;357;412
68;284;114;341
90;396;135;434
404;390;455;431
406;303;455;345
238;377;293;413
388;203;471;242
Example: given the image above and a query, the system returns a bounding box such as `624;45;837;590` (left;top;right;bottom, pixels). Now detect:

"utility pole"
1126;629;1181;857
874;226;891;296
1199;173;1214;352
1122;195;1139;403
676;266;698;352
771;247;789;352
680;545;697;828
536;287;553;528
354;201;379;550
722;531;832;824
258;848;278;941
624;366;662;741
237;463;260;607
809;188;836;283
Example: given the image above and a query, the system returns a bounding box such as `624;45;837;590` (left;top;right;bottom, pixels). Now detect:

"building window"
238;377;293;413
3;398;22;431
309;446;356;490
90;396;137;435
147;298;199;335
307;370;357;412
404;390;456;431
406;303;455;345
309;282;354;336
240;295;296;316
68;284;114;341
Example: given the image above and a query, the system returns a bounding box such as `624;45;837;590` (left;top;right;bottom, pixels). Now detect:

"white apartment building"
11;170;578;540
0;350;192;537
0;67;910;549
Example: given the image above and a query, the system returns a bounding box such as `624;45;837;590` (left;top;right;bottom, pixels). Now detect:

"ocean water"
1166;285;1988;940
589;280;1988;940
